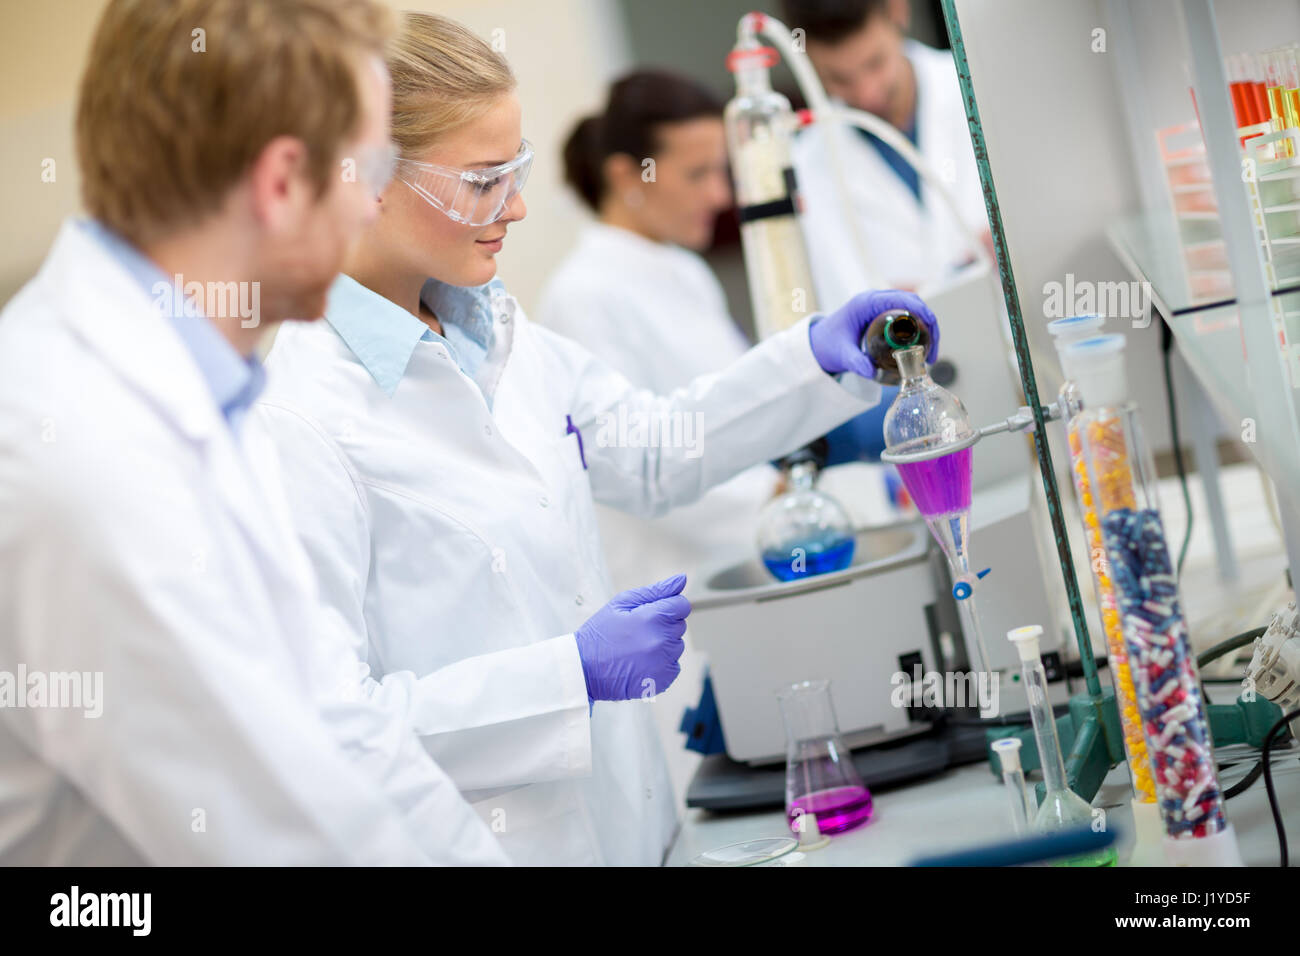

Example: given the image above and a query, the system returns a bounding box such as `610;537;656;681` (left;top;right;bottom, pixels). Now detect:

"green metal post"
939;0;1100;697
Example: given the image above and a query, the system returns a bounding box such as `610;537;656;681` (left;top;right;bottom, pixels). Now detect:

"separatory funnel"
1008;625;1117;867
881;344;991;675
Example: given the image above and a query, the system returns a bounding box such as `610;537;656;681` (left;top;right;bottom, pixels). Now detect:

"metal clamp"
978;403;1061;439
880;404;1059;465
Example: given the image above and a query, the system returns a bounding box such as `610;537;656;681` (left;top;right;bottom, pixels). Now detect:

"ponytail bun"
562;114;605;212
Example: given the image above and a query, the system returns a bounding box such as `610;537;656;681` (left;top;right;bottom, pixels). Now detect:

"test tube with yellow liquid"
1265;49;1297;158
1285;46;1300;137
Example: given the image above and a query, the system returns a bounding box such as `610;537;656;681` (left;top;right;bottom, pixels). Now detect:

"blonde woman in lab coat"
252;13;937;866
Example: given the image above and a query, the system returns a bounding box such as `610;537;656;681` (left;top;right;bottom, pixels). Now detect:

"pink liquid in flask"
895;446;973;518
787;785;873;835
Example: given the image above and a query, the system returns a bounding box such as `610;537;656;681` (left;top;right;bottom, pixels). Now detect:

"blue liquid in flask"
762;533;855;582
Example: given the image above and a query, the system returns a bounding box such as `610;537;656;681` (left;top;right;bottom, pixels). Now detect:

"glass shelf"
1109;210;1300;317
1110;216;1300;503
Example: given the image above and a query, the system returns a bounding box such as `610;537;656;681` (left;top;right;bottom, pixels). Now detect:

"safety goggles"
396;139;533;226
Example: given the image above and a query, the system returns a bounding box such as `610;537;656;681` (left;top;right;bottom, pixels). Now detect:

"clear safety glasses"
396;139;533;226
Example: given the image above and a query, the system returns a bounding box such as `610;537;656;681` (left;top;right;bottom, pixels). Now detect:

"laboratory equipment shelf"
1108;210;1300;318
1103;0;1300;575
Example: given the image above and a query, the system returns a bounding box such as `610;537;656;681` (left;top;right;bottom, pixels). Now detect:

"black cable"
1197;626;1265;707
1160;319;1194;580
1197;627;1267;669
1223;759;1265;799
1263;707;1300;867
940;703;1070;728
1065;656;1104;679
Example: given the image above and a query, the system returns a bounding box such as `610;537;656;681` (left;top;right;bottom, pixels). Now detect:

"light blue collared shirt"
323;273;495;397
80;219;266;433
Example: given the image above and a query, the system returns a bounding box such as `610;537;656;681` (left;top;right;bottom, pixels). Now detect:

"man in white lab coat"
0;0;506;865
783;0;993;305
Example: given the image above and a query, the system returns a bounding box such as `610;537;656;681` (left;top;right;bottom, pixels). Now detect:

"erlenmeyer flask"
778;680;872;835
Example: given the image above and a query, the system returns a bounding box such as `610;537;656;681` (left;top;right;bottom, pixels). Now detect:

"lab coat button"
484;424;492;436
539;495;549;508
575;594;584;606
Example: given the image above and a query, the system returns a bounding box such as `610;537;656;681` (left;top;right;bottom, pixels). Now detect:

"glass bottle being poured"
861;308;933;386
882;345;990;674
757;442;856;582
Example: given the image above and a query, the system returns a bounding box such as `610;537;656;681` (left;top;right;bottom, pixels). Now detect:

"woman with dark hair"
542;70;740;390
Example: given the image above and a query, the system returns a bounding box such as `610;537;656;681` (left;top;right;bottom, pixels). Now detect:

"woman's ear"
602;152;642;196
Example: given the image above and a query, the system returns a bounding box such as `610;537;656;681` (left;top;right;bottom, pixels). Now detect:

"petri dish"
689;837;799;867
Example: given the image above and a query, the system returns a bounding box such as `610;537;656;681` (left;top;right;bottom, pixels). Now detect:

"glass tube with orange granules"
1048;318;1161;863
1065;334;1243;866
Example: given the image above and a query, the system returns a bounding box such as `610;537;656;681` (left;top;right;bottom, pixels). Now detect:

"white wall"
0;1;102;305
956;0;1211;457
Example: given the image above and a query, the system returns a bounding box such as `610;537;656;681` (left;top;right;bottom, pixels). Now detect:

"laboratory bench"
665;750;1300;867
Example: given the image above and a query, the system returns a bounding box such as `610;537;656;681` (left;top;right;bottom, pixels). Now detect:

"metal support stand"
941;0;1124;800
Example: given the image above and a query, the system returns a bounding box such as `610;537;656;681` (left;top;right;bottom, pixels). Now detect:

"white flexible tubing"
739;12;994;274
830;105;993;269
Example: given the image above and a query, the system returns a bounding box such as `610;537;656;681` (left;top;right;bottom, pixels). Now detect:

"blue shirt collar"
324;273;501;396
79;218;265;432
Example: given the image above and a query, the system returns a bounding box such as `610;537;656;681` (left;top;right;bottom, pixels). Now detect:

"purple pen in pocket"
565;414;587;470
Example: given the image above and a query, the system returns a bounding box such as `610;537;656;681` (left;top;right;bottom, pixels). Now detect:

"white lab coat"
536;222;778;588
536;224;779;808
253;281;879;865
793;39;988;308
0;221;508;866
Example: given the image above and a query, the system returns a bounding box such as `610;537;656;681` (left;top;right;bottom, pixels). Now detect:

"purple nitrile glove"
574;574;690;702
808;290;941;378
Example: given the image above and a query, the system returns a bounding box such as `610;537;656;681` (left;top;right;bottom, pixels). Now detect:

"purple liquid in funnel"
896;447;973;517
